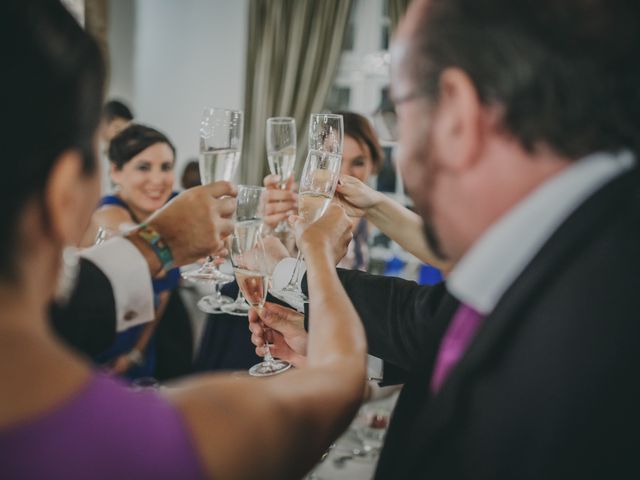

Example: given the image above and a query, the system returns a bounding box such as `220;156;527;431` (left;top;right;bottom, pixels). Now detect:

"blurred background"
64;0;408;188
64;0;438;283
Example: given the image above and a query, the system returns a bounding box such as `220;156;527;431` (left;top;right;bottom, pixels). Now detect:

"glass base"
271;286;309;305
182;265;234;284
274;220;290;234
221;301;251;317
249;359;292;377
197;294;233;314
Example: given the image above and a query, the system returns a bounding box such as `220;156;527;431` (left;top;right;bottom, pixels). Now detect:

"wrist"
126;233;163;276
125;226;170;277
364;191;386;220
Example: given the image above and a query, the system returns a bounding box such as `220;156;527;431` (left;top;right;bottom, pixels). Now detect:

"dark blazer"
50;259;117;357
322;166;640;479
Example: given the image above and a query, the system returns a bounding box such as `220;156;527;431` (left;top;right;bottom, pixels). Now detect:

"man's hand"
132;182;236;269
249;302;308;367
292;203;353;266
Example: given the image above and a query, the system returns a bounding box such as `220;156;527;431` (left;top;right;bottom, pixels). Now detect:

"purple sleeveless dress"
0;373;204;479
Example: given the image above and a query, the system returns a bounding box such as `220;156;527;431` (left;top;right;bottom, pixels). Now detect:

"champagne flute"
182;108;243;311
222;185;266;317
266;117;297;233
228;234;291;376
309;113;344;154
272;149;342;304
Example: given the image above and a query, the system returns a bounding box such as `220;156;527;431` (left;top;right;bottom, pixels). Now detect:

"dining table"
304;388;400;480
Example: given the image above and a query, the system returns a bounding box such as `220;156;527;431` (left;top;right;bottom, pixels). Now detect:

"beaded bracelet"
135;223;174;272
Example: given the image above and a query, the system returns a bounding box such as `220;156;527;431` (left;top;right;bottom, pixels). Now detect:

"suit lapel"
407;166;640;457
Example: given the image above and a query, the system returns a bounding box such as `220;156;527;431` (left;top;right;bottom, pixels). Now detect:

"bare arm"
166;204;367;479
336;175;451;272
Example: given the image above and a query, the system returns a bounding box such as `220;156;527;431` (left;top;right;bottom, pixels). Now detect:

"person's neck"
0;275;90;429
0;235;60;343
0;279;51;343
448;143;572;262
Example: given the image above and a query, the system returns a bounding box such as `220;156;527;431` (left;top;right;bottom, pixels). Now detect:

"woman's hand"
248;302;308;367
263;174;298;229
291;203;353;265
335;174;383;218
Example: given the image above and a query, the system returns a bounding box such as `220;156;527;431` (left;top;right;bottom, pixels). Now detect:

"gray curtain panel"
241;0;354;185
85;0;109;72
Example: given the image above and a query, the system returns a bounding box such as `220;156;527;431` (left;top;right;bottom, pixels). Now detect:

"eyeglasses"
392;90;430;107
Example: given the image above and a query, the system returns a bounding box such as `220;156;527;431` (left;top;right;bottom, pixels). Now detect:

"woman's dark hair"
410;0;640;158
108;124;176;170
102;100;134;123
336;111;384;172
0;0;105;278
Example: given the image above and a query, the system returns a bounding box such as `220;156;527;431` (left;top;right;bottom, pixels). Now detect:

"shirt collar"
447;150;635;315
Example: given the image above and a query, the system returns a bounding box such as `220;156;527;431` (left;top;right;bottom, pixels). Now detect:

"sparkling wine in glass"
228;235;291;377
222;185;267;317
182;108;243;313
266;117;297;233
199;148;241;185
273;149;342;304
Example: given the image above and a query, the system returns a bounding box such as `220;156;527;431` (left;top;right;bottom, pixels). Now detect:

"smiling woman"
81;124;189;381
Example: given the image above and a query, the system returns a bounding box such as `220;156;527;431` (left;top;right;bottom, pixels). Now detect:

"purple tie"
430;303;485;394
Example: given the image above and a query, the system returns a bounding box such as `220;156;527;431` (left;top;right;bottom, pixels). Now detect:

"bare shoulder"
93;205;134;230
79;205;134;247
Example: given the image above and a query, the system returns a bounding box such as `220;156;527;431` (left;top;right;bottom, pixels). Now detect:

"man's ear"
44;150;92;244
432;67;484;172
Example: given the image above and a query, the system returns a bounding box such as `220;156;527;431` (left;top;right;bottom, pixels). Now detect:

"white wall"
108;0;249;177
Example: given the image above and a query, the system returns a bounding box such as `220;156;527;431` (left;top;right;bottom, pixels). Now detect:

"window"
326;86;352;112
327;0;402;194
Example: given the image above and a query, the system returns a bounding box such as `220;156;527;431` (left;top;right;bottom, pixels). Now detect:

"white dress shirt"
81;237;155;332
448;150;635;315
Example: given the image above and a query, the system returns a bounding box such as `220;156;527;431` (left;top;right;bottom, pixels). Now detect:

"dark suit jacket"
50;260;194;381
50;259;117;357
311;166;640;478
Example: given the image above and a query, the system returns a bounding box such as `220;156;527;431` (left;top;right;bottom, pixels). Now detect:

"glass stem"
236;290;245;303
284;251;303;290
263;327;275;364
207;255;221;271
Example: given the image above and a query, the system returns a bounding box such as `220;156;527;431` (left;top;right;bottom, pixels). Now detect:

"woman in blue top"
83;124;190;380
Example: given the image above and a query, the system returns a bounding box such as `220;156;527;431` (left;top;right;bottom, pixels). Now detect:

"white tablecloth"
304;389;400;480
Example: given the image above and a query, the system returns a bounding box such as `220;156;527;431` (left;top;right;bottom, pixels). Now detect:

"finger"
285;175;295;191
249;324;264;339
265;189;297;202
251;333;265;348
212;249;228;260
265;201;297;216
203;181;237;198
215;218;235;239
263;174;280;188
265;214;290;226
216;196;237;218
264;302;302;322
